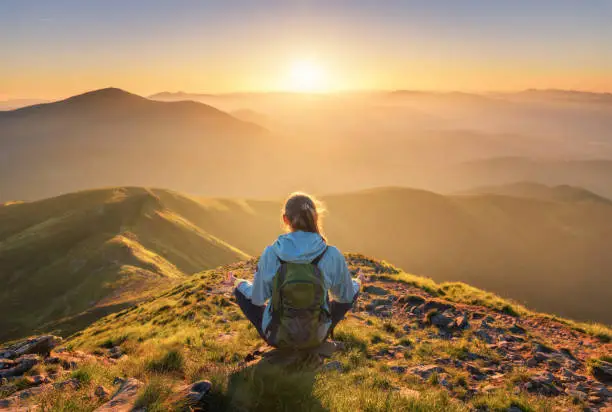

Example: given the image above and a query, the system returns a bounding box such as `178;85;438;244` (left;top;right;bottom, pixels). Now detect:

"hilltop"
0;87;270;202
458;182;611;204
0;256;610;411
0;187;249;341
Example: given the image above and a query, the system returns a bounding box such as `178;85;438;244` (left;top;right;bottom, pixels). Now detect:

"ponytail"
283;192;326;241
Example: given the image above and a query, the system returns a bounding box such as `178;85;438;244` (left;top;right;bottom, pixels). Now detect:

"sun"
285;60;329;92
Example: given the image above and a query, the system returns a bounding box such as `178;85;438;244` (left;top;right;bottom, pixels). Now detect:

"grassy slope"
0;187;249;341
21;255;610;411
155;186;612;325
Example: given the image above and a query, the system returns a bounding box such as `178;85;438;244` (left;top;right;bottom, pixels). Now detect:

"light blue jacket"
236;231;360;339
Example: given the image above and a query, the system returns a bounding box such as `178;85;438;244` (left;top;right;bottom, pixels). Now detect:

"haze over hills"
0;88;281;202
2;87;612;201
444;157;612;198
458;182;611;204
3;185;612;343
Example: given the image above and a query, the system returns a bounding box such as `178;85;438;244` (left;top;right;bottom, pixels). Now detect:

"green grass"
70;369;92;385
134;377;172;411
14;260;601;411
0;187;251;342
146;349;185;374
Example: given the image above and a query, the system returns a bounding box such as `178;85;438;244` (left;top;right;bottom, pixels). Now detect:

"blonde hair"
282;192;326;241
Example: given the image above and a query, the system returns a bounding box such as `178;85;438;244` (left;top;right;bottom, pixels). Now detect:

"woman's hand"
357;269;367;285
224;271;237;286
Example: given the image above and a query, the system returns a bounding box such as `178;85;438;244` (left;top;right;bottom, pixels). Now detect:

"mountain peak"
63;87;147;104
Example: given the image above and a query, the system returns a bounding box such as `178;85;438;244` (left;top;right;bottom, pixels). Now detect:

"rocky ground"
0;255;610;411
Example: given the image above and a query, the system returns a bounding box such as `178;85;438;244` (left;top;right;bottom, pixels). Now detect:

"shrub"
147;349;184;373
134;377;172;411
334;330;368;353
70;369;92;384
370;333;384;344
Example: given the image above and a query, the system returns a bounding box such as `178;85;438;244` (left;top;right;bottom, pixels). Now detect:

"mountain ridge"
2;185;612;345
0;187;250;341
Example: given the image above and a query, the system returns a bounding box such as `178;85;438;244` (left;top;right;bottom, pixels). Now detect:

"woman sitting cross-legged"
226;192;364;349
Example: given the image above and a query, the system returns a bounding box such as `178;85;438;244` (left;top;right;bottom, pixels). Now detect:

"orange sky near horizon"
2;1;611;100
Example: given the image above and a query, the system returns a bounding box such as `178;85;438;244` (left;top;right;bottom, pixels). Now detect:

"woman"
226;192;363;349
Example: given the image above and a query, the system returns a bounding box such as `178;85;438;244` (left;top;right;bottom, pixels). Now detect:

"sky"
1;0;611;99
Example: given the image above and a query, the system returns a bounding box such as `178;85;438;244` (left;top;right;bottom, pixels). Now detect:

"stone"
95;385;110;399
588;395;604;404
185;380;212;404
438;375;453;389
322;361;343;372
559;348;576;360
525;372;562;396
0;354;40;378
534;352;550;362
534;343;554;354
398;295;426;307
0;359;16;370
113;376;126;385
408;365;445;380
109;346;124;359
566;389;588;401
364;286;389;296
591;361;612;384
466;363;484;377
509;323;526;335
390;366;407;374
471;312;486;320
94;377;144;412
547;359;562;371
45;356;61;365
592;386;612;398
61;358;79;370
30;375;50;385
3;335;63;358
454;315;469;329
54;378;81;390
429;313;454;328
474;329;494;344
423;300;455;313
0;350;17;359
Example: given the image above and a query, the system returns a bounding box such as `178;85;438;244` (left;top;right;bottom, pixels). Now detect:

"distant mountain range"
445;157;612;198
458;181;611;204
0;88;278;202
2;87;612;203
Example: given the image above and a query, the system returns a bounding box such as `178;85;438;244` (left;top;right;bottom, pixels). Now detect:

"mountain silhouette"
459;182;611;204
0;88;278;202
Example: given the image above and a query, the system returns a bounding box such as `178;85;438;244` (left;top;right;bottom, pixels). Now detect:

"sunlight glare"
286;60;329;92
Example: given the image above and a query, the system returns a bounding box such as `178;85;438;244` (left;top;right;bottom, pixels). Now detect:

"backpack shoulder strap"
311;246;328;265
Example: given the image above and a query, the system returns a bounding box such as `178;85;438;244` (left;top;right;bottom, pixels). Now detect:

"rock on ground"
94;378;143;412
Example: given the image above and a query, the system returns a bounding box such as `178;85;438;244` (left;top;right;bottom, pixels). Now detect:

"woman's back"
230;192;361;349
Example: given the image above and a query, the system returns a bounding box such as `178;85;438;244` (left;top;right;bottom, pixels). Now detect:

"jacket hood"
271;231;327;263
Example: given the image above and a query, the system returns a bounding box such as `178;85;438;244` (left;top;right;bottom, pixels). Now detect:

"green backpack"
267;248;330;349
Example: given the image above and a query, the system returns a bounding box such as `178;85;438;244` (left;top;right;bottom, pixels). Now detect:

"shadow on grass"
205;350;327;412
